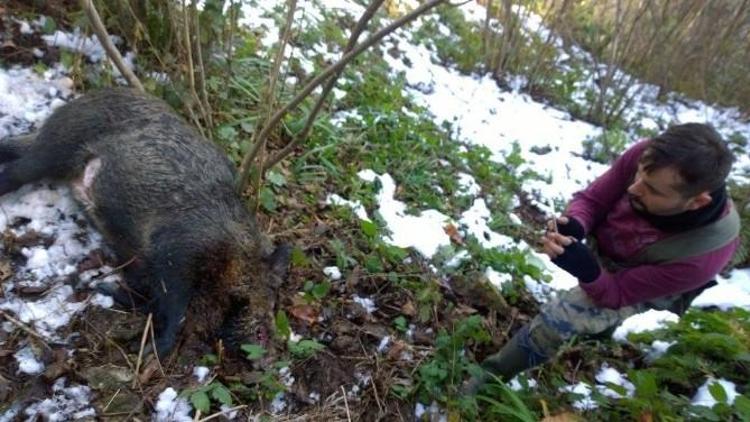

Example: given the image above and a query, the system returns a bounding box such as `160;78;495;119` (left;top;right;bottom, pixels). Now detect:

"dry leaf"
443;223;464;245
386;340;407;360
400;300;417;317
289;304;319;325
0;261;12;285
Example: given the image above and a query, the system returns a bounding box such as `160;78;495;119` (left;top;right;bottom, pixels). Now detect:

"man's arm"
565;140;649;234
579;238;739;309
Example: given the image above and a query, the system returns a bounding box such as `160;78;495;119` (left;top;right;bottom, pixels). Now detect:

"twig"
182;0;207;137
148;316;166;377
103;388;122;412
262;0;386;173
89;255;136;282
236;0;448;192
197;405;248;422
370;376;384;417
82;317;135;372
191;3;214;134
341;386;352;422
80;0;144;91
132;313;152;388
0;310;52;350
247;0;298;208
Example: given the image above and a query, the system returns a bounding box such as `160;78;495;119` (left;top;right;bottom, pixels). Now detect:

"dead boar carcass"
0;88;289;357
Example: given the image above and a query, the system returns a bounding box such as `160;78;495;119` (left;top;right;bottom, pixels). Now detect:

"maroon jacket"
566;140;739;309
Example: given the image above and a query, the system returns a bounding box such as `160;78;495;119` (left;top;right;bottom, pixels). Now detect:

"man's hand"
541;231;575;259
541;218;600;283
555;216;585;240
551;241;601;283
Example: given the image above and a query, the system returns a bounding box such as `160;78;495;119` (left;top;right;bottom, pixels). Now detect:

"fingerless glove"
557;217;585;241
551;241;601;283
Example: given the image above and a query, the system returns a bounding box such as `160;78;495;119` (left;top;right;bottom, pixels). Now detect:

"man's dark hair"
640;123;734;197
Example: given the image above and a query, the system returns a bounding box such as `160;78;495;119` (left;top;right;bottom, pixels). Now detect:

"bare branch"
236;0;448;193
247;0;298;208
262;0;386;173
81;0;144;92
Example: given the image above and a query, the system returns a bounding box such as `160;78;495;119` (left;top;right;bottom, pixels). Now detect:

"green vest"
599;201;740;272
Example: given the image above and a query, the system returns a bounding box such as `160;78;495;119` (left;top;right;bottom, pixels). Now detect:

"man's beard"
629;194;689;217
629;195;647;213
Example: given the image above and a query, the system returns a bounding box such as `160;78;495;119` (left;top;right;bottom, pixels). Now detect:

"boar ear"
266;244;291;278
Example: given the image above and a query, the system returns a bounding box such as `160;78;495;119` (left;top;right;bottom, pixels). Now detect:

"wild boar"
0;88;289;357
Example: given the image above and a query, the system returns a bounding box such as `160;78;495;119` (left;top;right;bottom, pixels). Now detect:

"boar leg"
146;231;196;357
0;136;29;163
0;146;84;195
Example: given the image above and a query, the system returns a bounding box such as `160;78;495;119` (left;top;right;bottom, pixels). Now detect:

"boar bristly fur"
0;88;289;357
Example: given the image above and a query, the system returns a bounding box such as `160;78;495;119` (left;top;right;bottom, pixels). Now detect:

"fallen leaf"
400;300;416;317
443;223;464;245
18;285;49;296
386;340;408;360
289;304;319;325
77;249;106;272
0;260;12;282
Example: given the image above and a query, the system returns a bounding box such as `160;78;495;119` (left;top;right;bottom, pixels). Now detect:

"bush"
581;128;629;164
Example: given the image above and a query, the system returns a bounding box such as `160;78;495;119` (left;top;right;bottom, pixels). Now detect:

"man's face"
627;164;707;216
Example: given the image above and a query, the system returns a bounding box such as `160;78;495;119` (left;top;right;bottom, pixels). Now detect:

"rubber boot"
462;325;544;395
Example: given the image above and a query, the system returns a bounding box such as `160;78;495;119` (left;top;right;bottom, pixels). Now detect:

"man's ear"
687;191;712;210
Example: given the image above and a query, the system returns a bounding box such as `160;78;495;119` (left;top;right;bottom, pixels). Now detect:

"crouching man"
467;123;740;392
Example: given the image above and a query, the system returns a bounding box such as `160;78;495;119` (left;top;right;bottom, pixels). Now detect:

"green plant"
415;316;490;408
415;281;443;323
619;308;750;418
413;9;483;74
288;339;325;359
241;344;267;361
184;381;233;414
582;128;629;164
303;280;331;302
729;204;750;269
393;315;409;333
477;375;536;422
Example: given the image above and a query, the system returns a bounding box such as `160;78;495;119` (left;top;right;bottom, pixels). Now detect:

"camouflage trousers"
518;285;706;363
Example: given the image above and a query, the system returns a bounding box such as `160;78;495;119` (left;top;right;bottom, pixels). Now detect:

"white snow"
353;295;377;313
377;335;391;353
153;388;193;422
43;29;117;63
357;170;453;258
485;267;512;289
459;198;516;249
595;364;635;399
508;375;537;391
326;193;371;221
14;346;44;375
692;378;739;407
612;310;680;342
269;392;288;414
457;173;481;196
193;366;210;384
323;266;343;281
561;382;597;410
646;340;675;362
0;66;74;139
693;269;750;310
23;378;95;421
